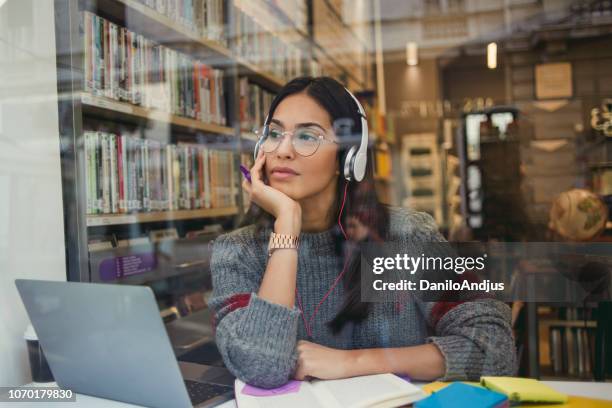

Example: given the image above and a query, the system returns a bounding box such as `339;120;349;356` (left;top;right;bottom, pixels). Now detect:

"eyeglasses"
256;124;338;157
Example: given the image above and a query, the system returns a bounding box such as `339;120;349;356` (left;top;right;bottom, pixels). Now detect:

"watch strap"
268;231;299;257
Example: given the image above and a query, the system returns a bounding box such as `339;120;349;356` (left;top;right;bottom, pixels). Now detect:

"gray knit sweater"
209;206;517;389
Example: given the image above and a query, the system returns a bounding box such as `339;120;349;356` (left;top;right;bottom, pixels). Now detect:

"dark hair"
239;76;390;334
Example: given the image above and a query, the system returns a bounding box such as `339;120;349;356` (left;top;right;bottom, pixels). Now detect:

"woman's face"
263;92;339;201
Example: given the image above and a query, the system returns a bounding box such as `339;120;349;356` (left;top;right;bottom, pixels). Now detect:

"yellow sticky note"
480;377;568;403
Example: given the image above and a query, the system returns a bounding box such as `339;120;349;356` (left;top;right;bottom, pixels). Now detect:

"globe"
548;188;608;241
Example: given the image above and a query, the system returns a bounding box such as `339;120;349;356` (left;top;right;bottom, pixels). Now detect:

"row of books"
238;77;275;133
84;131;237;215
134;0;226;45
233;1;304;82
81;11;227;125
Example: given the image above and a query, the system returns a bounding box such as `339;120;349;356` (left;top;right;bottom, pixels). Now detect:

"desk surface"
2;380;611;407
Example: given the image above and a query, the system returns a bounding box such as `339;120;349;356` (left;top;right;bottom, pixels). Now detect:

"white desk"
2;380;611;407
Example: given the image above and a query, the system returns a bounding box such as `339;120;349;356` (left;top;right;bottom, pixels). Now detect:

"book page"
311;374;424;408
234;379;335;408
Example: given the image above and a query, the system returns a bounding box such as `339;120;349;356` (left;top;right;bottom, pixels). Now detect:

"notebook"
415;382;508;408
421;381;484;395
234;373;426;408
480;377;568;403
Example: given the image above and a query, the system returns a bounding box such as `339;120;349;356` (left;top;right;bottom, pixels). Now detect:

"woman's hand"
242;150;301;233
293;340;353;381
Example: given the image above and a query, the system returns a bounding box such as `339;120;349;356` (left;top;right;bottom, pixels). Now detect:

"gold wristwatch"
268;231;300;257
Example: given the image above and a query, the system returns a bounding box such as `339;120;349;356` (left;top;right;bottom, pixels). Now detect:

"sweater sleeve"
208;232;301;388
425;298;517;381
396;209;517;381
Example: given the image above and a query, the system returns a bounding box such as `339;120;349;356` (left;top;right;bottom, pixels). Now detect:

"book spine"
203;146;210;209
193;60;201;121
173;145;180;210
142;139;149;211
155;142;166;211
101;132;110;213
109;133;118;213
198;146;204;208
190;145;197;208
117;134;125;213
210;149;216;208
166;144;173;211
84;132;92;214
103;19;110;98
229;151;236;206
82;12;93;93
135;137;143;210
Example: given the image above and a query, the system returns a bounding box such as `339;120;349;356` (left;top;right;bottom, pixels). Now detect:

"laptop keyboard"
184;379;233;406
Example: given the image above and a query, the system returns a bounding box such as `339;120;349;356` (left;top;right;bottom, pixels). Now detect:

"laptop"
15;279;235;408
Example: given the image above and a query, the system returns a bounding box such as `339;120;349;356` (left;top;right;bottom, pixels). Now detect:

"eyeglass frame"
255;124;339;157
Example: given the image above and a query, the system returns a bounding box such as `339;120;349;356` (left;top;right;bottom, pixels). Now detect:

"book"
480;377;568;404
234;374;425;408
415;382;507;408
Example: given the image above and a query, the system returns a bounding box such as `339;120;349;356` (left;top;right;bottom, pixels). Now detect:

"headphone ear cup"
343;146;357;181
352;151;367;182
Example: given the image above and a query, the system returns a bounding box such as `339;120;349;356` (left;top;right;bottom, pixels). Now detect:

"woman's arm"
295;299;516;382
209;221;301;389
210;150;305;389
347;299;516;381
257;204;302;308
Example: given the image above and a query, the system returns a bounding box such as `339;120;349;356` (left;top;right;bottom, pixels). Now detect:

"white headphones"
254;87;369;182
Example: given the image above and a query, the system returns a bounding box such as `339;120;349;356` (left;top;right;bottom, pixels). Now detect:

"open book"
235;373;426;408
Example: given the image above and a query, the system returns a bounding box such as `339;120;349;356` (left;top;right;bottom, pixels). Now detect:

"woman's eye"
297;130;318;142
268;129;282;139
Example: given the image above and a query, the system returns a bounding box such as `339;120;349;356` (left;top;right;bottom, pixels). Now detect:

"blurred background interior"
1;0;612;387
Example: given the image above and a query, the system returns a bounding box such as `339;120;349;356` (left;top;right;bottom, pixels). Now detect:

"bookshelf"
54;0;374;291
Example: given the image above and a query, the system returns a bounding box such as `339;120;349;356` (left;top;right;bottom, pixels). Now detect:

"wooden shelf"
374;175;393;183
542;320;597;329
81;93;235;136
240;131;259;142
235;57;285;91
87;206;239;227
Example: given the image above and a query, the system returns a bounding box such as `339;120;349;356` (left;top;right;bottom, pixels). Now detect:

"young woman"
209;76;517;389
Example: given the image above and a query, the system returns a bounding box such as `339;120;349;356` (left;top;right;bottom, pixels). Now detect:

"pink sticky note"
241;380;302;396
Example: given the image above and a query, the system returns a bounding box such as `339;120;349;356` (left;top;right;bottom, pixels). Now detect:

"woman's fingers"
241;179;251;194
250;149;266;184
294;350;309;381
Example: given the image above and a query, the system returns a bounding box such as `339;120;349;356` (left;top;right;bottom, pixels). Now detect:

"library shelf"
91;0;286;92
80;93;235;136
87;206;239;227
